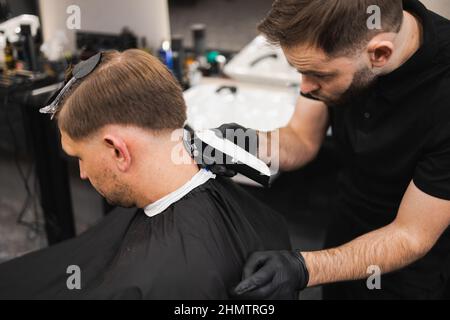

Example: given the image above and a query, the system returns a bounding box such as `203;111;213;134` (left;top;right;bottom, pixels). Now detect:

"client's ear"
103;135;132;172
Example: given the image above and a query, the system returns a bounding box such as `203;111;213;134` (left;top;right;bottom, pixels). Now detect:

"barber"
217;0;450;299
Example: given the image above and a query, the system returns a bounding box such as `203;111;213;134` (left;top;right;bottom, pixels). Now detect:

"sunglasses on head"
40;52;103;119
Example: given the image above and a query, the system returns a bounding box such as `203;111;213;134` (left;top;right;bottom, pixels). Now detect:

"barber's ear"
367;40;394;68
103;135;131;172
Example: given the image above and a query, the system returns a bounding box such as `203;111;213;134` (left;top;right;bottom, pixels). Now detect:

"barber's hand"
207;123;259;177
231;250;309;300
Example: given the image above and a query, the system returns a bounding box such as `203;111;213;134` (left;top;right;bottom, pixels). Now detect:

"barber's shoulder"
426;75;450;132
436;26;450;62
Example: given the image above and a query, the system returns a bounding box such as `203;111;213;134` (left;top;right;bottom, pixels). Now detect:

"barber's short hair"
57;49;186;140
258;0;404;56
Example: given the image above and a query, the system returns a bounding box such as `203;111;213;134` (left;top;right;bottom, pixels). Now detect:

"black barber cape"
0;177;291;299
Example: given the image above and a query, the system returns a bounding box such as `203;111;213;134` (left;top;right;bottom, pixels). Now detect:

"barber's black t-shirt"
325;0;450;295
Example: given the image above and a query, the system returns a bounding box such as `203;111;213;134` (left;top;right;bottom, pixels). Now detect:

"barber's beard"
327;67;377;107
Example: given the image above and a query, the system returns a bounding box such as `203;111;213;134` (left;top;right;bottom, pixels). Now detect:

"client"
0;49;291;300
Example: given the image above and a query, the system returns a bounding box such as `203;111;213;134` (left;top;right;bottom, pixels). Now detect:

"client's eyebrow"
60;139;75;157
61;146;73;157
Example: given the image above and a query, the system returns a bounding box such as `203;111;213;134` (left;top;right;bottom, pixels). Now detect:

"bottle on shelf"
4;36;16;71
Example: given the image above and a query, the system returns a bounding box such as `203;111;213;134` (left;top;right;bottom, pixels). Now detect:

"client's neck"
135;136;200;208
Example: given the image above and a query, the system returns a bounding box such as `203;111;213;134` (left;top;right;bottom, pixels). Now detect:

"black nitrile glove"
184;123;259;177
231;250;309;300
214;123;259;155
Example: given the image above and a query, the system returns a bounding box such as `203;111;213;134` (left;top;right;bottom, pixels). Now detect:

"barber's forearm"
302;223;427;287
259;127;318;172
